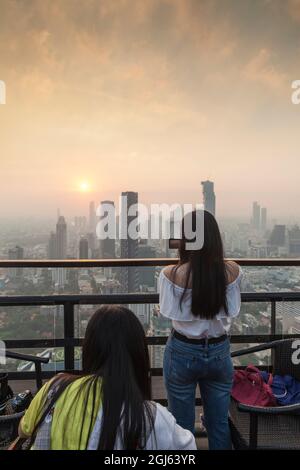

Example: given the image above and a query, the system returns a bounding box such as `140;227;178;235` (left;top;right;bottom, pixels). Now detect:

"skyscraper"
79;237;89;259
56;216;67;259
261;207;267;231
99;200;116;259
120;191;139;292
252;202;261;230
269;225;286;247
89;201;97;233
288;226;300;256
87;232;96;253
201;180;216;216
48;232;57;259
55;216;67;288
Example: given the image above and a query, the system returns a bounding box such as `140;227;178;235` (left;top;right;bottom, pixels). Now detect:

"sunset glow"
1;0;300;218
79;182;91;193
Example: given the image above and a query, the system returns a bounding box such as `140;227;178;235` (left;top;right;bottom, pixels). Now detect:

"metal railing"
1;258;300;389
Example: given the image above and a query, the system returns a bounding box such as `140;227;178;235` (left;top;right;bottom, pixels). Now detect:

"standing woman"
159;210;242;450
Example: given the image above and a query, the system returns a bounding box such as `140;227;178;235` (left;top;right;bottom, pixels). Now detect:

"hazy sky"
0;0;300;219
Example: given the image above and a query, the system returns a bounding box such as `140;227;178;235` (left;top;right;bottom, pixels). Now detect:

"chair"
0;350;49;449
229;338;300;449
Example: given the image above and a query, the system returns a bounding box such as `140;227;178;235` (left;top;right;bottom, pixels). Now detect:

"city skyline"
2;2;300;435
1;0;300;218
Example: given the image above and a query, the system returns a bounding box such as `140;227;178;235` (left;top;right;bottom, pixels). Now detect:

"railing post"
271;300;276;367
249;413;258;449
35;362;42;390
64;302;75;371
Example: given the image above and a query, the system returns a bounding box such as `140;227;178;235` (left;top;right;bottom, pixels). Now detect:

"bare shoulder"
225;260;241;284
162;263;191;288
162;265;175;280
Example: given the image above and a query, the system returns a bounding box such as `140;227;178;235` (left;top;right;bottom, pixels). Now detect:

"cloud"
288;0;300;22
242;48;287;91
1;0;300;217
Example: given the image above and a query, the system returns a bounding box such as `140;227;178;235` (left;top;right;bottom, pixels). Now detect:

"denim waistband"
168;332;230;352
172;329;228;346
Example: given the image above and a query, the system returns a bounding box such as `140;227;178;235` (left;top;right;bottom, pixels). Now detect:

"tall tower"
252;202;261;230
261;207;267;231
48;232;57;259
56;216;67;259
120;192;139;293
99;200;116;259
79;237;89;259
51;216;67;290
201;180;216;217
89;201;97;233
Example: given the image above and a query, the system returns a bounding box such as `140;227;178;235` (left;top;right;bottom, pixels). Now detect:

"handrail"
5;351;49;364
3;350;49;389
0;258;300;268
0;291;300;306
231;339;291;357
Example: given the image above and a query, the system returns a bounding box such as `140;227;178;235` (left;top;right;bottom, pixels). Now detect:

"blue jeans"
163;334;234;450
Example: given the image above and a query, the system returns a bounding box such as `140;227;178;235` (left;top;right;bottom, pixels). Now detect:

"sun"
79;181;91;193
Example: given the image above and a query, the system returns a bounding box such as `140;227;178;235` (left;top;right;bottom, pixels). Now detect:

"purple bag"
232;365;277;407
261;372;300;406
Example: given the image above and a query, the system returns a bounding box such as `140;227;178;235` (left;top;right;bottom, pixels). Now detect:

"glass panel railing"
231;344;272;368
277;301;300;335
0;304;60;375
232;302;272;336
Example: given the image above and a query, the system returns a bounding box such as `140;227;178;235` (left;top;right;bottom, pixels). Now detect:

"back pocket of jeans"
168;349;197;383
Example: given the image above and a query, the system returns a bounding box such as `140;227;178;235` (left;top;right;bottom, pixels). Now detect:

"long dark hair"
33;306;153;450
82;305;153;449
171;210;228;319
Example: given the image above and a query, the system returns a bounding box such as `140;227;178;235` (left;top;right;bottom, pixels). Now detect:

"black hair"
172;210;228;319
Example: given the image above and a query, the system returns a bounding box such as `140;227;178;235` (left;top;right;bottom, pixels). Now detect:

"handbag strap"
8;375;77;451
30;375;76;447
8;436;30;451
20;375;76;450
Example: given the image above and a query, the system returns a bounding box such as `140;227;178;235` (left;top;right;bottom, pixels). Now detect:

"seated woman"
19;305;196;450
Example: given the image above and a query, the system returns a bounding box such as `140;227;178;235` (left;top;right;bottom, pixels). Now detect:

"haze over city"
2;5;300;452
1;0;300;218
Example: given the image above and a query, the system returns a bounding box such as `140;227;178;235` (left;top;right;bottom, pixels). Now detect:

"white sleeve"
147;404;197;450
226;268;243;318
158;271;192;321
158;270;172;319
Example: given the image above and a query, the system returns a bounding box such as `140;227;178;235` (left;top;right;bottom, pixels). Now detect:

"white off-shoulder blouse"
158;266;243;339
